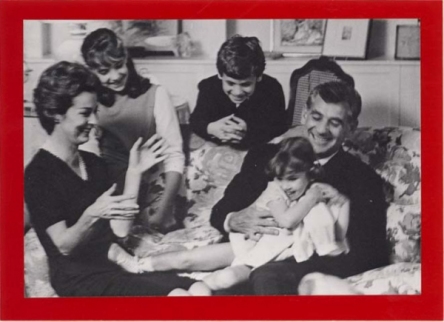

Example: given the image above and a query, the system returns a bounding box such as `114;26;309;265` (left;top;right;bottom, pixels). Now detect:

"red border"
1;0;442;320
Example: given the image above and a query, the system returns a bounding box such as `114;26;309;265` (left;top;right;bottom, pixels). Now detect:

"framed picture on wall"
110;20;181;57
272;19;327;54
395;25;420;60
322;19;371;58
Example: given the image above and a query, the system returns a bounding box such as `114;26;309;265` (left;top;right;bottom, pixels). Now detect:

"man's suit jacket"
210;144;389;274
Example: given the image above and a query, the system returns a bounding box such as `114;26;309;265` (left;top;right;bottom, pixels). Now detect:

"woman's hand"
84;184;139;220
128;135;168;174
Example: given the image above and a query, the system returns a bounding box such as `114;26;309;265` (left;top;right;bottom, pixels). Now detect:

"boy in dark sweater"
190;35;288;149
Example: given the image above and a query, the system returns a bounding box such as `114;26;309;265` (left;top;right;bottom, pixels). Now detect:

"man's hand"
228;206;279;241
207;114;247;143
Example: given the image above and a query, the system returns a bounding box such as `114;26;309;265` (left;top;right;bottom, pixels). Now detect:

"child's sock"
138;256;155;272
203;265;251;291
108;243;141;274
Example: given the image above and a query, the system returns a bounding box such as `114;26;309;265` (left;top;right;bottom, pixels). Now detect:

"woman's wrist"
123;168;142;196
79;207;99;226
126;166;142;176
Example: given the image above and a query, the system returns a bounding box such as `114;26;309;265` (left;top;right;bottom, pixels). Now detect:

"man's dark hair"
307;81;362;123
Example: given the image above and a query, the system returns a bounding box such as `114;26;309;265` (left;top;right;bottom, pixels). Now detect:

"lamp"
55;21;88;62
41;20;112;62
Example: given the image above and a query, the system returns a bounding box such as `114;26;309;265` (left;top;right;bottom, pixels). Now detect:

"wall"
182;20;226;57
23;19;421;164
24;19;419;59
24;58;420;127
130;59;420;128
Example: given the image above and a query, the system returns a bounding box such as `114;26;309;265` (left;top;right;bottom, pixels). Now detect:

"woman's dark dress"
25;149;194;296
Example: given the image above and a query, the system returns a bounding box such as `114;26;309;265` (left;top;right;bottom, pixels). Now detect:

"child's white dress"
229;181;349;268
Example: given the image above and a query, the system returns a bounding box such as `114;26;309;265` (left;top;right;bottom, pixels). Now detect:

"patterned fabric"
25;127;421;296
344;127;421;205
347;263;421;294
184;138;247;228
128;225;223;258
344;127;421;265
24;230;57;298
387;204;421;263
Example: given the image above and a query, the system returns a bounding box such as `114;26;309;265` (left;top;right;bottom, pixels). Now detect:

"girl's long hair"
81;28;151;107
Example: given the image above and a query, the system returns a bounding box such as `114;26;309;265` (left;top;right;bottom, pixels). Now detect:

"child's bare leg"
203;265;251;291
108;243;140;274
168;288;192;296
298;272;361;295
169;282;212;296
188;281;212;296
139;243;234;272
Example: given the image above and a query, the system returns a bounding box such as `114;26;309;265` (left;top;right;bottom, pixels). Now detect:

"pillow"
186;143;247;227
24;229;58;297
377;145;421;205
386;204;421;263
347;263;421;294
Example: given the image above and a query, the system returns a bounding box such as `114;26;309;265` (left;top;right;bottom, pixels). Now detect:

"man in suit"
210;81;389;294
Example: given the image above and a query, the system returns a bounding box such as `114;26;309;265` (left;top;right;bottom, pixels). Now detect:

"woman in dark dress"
24;61;194;296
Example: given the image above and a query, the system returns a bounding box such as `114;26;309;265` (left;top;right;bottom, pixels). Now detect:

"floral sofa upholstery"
25;126;421;297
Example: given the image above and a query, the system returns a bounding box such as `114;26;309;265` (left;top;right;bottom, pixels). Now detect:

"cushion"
387;204;421;263
347;262;421;294
185;138;247;227
344;127;421;205
24;229;57;297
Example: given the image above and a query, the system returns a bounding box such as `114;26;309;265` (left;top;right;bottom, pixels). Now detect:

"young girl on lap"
110;137;351;295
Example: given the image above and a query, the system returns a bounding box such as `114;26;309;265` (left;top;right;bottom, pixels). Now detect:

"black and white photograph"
272;19;327;54
23;19;421;299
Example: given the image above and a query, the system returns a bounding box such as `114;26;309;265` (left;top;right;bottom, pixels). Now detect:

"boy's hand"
208;114;246;143
225;116;247;143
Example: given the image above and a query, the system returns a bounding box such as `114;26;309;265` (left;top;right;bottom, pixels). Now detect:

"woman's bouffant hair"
81;28;151;107
33;61;100;134
267;137;323;181
216;35;266;79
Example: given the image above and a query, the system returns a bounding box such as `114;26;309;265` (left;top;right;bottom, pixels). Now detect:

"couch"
25;126;421;296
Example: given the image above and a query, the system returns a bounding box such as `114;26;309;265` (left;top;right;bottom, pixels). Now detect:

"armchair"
287;56;355;127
